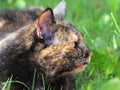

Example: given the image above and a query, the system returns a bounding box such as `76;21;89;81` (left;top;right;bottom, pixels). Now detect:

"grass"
2;77;30;90
42;74;46;90
0;0;120;90
111;12;120;33
32;69;36;90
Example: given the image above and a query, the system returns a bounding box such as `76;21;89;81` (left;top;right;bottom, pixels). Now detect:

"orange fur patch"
60;65;86;77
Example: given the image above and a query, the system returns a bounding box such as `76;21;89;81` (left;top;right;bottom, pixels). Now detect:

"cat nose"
84;51;92;58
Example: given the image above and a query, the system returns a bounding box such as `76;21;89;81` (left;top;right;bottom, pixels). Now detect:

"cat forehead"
56;19;80;33
56;20;74;29
55;19;84;38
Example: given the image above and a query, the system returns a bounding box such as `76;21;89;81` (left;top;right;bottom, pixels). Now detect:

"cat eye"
74;41;79;48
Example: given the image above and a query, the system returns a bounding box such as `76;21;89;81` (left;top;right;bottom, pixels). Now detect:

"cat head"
34;2;92;77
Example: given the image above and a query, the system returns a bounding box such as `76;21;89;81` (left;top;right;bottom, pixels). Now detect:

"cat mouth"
59;52;92;77
76;52;92;65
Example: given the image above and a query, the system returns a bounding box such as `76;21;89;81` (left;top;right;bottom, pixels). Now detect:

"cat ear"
36;8;55;40
53;0;67;20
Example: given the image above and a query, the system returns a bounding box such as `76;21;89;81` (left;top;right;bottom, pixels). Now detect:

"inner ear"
38;8;55;26
36;8;55;39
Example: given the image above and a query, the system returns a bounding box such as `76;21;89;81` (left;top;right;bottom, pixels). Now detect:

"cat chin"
59;65;86;77
59;53;92;77
49;63;88;77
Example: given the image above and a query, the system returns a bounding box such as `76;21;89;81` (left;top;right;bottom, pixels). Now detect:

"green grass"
2;77;30;90
0;0;120;90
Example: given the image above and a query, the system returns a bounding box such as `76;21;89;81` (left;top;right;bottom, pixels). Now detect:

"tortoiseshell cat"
0;1;92;90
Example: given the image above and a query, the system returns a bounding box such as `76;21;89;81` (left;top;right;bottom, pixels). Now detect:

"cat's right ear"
35;8;55;40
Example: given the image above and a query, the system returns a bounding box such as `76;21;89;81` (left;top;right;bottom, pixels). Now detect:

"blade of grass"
113;35;117;49
11;81;30;90
47;85;52;90
2;78;9;90
7;76;13;90
114;31;120;37
111;12;120;33
32;68;36;90
42;74;46;90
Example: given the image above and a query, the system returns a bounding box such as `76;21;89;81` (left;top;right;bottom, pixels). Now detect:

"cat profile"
0;0;92;90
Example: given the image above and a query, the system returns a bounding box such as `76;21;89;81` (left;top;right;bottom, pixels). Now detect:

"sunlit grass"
111;12;120;33
0;0;120;90
2;78;30;90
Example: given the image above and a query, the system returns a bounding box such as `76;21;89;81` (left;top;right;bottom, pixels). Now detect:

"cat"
0;0;92;90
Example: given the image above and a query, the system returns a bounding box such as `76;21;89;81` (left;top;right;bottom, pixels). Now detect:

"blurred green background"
0;0;120;90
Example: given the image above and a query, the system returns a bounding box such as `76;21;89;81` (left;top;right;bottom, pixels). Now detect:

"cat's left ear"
53;0;67;20
36;8;55;39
